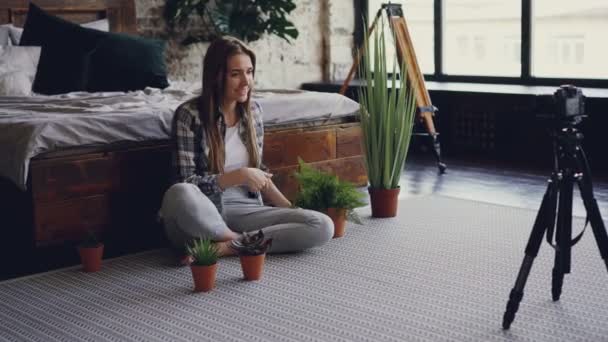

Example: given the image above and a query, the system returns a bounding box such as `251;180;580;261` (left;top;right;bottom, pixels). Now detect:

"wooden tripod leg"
390;14;446;173
389;16;435;134
339;8;384;96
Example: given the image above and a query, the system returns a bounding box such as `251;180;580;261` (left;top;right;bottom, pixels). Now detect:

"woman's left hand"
242;167;273;192
261;180;292;208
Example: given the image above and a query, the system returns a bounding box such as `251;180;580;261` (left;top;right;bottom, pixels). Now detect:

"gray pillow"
0;46;42;96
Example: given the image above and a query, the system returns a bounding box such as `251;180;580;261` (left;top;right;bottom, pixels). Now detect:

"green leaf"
187;237;219;266
165;0;299;44
359;15;416;190
293;158;365;215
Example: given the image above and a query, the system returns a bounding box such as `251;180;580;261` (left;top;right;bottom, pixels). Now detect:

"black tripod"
502;124;608;330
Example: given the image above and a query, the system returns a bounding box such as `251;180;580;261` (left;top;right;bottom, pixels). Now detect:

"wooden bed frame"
0;0;366;251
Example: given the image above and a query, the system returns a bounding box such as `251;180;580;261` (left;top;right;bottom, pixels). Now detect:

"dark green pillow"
33;49;94;95
87;33;169;92
20;3;103;94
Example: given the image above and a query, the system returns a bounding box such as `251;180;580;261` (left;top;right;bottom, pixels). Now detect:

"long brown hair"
198;36;259;174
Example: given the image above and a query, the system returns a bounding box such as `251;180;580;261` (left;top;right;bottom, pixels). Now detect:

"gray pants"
159;183;334;253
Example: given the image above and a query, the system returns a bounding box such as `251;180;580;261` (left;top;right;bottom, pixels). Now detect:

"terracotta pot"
327;208;347;238
190;263;218;292
239;254;266;281
368;187;400;218
78;243;104;273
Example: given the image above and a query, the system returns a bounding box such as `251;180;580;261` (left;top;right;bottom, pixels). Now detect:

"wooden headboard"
0;0;136;33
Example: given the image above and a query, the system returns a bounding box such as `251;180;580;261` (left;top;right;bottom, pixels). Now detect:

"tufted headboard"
0;0;136;33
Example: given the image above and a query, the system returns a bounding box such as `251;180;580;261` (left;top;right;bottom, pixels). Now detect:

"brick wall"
135;0;355;89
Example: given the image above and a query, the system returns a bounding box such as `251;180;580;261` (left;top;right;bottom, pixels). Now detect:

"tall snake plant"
358;17;417;190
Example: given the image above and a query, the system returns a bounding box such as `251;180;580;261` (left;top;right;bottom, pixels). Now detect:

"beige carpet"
1;195;607;341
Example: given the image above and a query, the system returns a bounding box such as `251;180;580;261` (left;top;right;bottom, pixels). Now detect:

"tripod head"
554;126;584;151
380;3;403;17
551;126;585;178
548;86;587;174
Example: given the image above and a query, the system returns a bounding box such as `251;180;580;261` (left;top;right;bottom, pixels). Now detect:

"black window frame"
356;0;608;88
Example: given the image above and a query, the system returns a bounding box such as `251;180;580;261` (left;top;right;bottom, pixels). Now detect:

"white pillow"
0;46;41;96
9;25;22;45
81;19;110;32
0;24;12;45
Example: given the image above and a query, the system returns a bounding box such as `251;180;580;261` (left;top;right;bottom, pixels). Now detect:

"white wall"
135;0;355;89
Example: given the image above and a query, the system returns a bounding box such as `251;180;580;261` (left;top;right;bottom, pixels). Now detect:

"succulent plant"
230;230;272;256
187;237;219;266
79;230;102;248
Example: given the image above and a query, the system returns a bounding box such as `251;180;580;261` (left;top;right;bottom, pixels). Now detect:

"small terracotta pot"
368;187;400;218
239;254;266;281
326;208;347;238
190;263;218;292
78;243;104;273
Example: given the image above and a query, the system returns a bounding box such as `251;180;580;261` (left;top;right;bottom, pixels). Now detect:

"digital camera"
553;85;585;122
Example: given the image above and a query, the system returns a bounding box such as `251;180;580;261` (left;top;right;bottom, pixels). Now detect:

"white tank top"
224;124;249;172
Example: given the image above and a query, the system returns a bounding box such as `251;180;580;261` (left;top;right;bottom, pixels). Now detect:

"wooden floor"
401;155;608;218
2;154;607;281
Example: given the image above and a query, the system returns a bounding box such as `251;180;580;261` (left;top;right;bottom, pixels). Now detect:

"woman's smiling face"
223;53;254;105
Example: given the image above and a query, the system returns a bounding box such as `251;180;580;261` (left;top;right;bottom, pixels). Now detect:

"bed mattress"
0;85;359;189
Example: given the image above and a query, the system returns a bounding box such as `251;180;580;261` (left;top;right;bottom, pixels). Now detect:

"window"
358;0;608;87
503;35;521;65
367;0;434;74
444;0;520;76
532;0;608;79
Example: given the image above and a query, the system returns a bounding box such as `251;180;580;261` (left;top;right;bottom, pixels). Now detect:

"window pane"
532;0;608;79
367;0;434;74
444;0;521;76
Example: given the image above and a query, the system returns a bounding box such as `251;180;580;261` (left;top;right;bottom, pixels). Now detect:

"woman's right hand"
241;167;273;192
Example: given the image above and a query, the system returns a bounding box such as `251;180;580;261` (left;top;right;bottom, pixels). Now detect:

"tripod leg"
418;110;446;173
552;174;573;301
576;171;608;273
389;10;446;174
429;132;446;174
339;8;384;96
503;179;558;329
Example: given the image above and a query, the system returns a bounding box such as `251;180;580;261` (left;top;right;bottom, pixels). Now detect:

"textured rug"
1;195;608;342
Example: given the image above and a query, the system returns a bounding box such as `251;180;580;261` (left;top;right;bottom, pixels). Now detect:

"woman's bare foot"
215;241;236;257
214;231;240;257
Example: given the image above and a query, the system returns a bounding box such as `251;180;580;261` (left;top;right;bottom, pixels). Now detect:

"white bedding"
253;89;359;125
0;84;359;190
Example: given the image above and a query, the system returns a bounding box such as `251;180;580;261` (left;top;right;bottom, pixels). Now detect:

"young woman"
159;36;334;262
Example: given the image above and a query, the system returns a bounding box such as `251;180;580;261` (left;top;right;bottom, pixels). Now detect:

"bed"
0;0;366;251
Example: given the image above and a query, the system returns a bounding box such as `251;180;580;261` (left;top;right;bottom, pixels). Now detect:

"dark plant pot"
368;187;400;218
239;254;266;281
327;208;347;238
78;243;104;273
190;263;218;292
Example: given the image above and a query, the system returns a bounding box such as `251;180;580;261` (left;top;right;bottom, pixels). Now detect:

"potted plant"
164;0;299;45
187;237;220;292
230;231;272;281
78;231;104;273
294;159;366;237
358;17;417;217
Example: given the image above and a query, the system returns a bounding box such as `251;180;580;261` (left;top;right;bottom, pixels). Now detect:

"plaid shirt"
172;98;265;212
